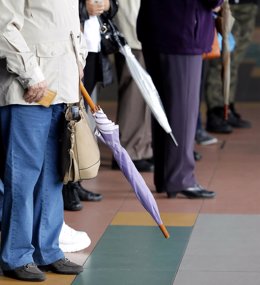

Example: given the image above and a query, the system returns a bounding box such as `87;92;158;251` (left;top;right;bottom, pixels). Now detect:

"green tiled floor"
73;226;193;285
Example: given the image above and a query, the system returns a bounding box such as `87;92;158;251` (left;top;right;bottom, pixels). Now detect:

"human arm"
78;32;88;74
0;0;47;102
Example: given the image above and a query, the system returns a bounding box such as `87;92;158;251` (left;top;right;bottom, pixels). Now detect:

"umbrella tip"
169;132;178;147
159;224;170;239
224;104;229;120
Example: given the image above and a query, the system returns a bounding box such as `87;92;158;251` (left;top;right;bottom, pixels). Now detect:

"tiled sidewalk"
0;102;259;285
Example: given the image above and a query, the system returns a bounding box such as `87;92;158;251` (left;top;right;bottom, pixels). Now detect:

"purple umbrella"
80;82;169;239
94;110;169;239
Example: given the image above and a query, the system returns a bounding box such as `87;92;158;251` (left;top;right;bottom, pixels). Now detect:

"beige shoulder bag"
61;100;100;184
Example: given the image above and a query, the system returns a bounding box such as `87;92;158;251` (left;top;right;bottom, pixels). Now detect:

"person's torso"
1;0;82;106
137;0;223;55
115;0;142;49
23;0;80;44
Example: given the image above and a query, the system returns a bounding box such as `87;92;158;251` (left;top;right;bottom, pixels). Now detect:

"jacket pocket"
36;41;71;58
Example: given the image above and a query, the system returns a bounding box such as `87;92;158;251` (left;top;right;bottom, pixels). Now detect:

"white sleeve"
78;31;88;68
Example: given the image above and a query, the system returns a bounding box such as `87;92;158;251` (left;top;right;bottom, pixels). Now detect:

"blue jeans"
0;179;3;222
0;104;65;270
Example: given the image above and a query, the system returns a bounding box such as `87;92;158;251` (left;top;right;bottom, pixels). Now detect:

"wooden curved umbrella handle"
80;81;99;112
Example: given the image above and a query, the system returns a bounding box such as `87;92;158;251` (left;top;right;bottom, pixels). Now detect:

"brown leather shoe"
39;258;83;275
3;263;46;282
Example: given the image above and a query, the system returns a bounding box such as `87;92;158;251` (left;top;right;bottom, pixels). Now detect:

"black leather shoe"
3;263;46;282
39;258;83;275
228;103;251;128
73;182;103;202
227;111;251;128
62;183;83;211
132;159;154;172
206;107;233;134
168;185;216;199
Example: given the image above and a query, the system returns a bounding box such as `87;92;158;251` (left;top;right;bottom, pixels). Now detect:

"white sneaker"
59;222;91;253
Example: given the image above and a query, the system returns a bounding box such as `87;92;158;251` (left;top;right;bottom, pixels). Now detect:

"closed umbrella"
80;82;170;239
119;45;178;146
221;0;233;120
107;19;178;146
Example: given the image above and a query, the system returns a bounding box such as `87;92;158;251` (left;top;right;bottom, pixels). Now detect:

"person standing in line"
204;0;258;134
112;0;154;172
62;0;118;211
0;0;87;281
0;179;91;253
0;179;3;229
137;0;223;199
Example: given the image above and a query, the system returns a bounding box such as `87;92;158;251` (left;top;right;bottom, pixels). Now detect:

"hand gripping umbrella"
105;19;178;146
80;82;170;239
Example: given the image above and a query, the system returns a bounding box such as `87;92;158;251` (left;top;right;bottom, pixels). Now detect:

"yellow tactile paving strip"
111;212;198;227
0;212;197;284
0;273;76;284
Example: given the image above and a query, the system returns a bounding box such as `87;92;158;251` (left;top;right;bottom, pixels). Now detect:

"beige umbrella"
221;0;234;120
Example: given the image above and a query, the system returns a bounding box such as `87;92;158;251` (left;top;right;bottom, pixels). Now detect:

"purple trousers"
142;50;202;194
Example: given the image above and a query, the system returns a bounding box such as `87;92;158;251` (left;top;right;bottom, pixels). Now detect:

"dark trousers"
142;49;202;193
114;50;152;160
83;52;102;95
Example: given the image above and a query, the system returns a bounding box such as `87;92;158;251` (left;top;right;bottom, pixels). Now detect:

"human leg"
0;105;82;280
114;50;153;164
204;58;233;133
0;178;90;253
0;179;3;224
0;105;64;269
143;50;214;198
227;3;258;128
229;3;258;104
32;104;66;265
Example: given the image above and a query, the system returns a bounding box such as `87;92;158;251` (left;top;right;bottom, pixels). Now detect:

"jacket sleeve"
78;32;88;68
0;1;45;88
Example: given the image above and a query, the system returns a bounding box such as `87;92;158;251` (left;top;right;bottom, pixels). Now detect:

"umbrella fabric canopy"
118;45;178;146
80;82;170;239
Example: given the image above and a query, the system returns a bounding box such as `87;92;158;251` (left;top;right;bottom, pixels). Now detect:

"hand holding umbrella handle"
80;81;100;113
